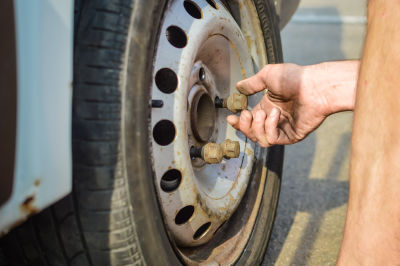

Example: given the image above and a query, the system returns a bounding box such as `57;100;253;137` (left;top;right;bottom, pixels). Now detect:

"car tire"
0;0;284;265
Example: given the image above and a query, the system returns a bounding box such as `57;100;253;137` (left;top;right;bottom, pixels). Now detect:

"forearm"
338;0;400;264
303;60;359;115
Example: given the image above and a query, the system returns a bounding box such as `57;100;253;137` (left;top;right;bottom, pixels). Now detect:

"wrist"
302;61;359;116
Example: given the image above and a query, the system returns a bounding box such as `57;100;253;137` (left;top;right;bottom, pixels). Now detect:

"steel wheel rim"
150;0;270;262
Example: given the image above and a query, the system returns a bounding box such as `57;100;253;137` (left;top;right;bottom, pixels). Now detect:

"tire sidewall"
124;0;181;265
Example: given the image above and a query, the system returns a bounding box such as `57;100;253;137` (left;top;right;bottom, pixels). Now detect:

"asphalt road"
262;0;366;265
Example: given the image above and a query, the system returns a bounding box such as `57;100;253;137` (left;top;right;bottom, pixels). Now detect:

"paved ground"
262;1;366;265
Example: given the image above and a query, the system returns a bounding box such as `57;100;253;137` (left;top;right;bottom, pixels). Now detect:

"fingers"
252;109;281;147
226;115;239;128
227;110;256;141
227;108;286;147
252;110;268;147
265;108;281;145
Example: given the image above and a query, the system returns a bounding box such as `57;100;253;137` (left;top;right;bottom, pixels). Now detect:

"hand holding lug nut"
190;139;240;164
215;93;248;113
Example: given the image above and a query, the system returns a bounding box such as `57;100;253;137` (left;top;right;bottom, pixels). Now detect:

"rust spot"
20;195;39;215
34;179;41;187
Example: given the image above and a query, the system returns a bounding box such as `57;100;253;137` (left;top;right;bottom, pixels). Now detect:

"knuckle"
258;140;269;148
266;134;276;145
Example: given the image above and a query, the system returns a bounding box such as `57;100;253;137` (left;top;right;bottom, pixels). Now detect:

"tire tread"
0;1;144;265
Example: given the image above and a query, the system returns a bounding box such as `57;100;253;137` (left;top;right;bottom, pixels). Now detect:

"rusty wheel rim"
150;0;270;263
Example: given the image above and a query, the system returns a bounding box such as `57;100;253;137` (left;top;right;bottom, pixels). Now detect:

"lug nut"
215;93;248;113
203;143;224;164
220;139;240;158
190;139;240;164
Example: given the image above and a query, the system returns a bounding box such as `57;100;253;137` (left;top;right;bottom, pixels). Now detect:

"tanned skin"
339;0;400;264
228;0;400;263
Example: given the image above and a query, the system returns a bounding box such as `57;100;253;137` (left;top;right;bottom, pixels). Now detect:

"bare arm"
338;0;400;264
305;60;359;114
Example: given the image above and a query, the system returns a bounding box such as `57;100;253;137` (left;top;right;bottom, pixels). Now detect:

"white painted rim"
150;0;263;247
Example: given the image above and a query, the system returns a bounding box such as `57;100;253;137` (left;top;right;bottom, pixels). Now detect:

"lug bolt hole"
175;206;195;225
199;67;206;81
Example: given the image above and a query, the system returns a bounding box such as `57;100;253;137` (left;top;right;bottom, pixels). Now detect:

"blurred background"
263;0;367;265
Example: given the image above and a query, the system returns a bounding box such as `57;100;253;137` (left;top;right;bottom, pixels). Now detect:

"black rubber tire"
0;0;284;265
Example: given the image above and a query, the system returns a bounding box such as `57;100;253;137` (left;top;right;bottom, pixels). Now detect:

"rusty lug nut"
227;93;248;113
190;145;223;164
190;144;223;164
220;139;240;159
215;93;248;113
190;140;240;164
202;143;224;164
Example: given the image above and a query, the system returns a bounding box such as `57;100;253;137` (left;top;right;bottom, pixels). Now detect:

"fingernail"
271;108;279;117
226;115;234;124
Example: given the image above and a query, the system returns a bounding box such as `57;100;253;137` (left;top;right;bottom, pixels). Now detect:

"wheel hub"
189;84;215;143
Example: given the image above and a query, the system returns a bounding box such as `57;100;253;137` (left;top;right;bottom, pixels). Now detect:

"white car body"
0;0;73;234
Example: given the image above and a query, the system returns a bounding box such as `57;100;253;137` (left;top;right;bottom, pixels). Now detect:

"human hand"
227;63;331;147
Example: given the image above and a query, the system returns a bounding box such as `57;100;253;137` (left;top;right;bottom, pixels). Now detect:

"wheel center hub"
189;86;216;143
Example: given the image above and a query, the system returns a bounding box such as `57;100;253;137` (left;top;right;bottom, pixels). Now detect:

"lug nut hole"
175;205;195;225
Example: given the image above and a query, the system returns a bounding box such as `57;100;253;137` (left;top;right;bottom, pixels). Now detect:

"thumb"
236;68;270;95
237;64;285;96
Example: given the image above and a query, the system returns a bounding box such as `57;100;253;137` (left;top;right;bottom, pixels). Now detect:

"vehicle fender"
0;0;74;235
